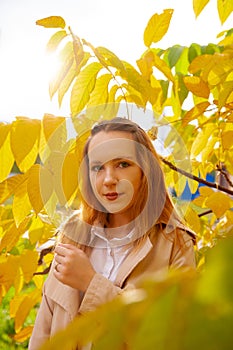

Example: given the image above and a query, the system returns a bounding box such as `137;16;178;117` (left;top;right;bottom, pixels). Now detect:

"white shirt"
89;226;135;282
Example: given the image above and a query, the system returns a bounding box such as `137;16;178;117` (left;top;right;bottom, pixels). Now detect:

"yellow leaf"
28;213;56;246
33;273;44;290
70;62;103;117
0;255;19;293
43;253;54;266
13;179;32;227
217;0;233;24
199;186;214;197
10;294;25;318
0;122;11;148
121;61;157;105
36;16;66;29
184;76;210;98
205;192;231;217
0;173;26;204
101;88;120;119
49;42;74;99
182;101;210;126
10;118;41;173
217;35;233;47
20;250;39;283
28;164;54;214
44;151;66;205
222;130;233;150
143;9;174;47
46;30;67;53
208;58;233;85
42;114;66;144
174;175;187;197
14;289;42;333
184;206;201;234
191;126;215;158
193;0;210;18
0;125;14;181
219;81;233;109
14;325;34;342
0;218;30;252
58;58;78;106
87;73;112;109
62;152;80;202
14;267;24;295
151;51;174;81
0;223;20;252
189;54;213;77
44;191;59;221
202;136;218;162
95;46;126;72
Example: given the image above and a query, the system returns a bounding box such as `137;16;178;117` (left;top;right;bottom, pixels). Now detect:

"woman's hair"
78;117;182;239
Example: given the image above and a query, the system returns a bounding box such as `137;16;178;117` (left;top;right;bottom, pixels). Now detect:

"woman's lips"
104;192;119;201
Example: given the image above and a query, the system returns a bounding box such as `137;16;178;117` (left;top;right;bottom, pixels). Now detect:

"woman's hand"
53;243;96;292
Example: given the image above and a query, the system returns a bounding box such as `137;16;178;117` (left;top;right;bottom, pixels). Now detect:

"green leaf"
70;62;103;117
188;43;202;63
167;45;185;68
143;9;173;47
174;47;190;74
36;16;66;29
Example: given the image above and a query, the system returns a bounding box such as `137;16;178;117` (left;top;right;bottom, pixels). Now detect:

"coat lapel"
114;237;153;287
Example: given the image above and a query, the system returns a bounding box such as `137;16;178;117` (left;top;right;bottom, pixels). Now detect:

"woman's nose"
103;166;117;186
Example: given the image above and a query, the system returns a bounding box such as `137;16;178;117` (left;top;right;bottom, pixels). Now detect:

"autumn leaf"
36;16;66;29
193;0;210;18
144;9;174;47
10;118;41;173
70;62;103;117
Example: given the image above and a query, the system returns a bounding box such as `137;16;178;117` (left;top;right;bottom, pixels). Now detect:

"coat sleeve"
28;286;53;350
78;273;122;314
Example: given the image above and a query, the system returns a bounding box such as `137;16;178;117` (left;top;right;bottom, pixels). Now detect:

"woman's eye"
118;161;130;168
91;165;103;172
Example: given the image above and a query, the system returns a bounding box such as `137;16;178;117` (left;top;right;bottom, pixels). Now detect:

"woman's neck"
105;214;135;239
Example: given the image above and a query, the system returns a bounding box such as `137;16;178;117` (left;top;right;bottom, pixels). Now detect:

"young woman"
29;117;196;350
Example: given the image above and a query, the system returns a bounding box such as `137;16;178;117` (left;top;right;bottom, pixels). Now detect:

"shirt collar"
89;226;136;248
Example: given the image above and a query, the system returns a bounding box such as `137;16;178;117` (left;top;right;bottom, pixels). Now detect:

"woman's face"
87;131;143;219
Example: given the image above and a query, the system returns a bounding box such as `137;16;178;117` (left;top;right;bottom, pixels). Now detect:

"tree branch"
161;158;233;196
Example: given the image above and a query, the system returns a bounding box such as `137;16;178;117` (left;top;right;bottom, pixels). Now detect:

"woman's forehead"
88;131;137;163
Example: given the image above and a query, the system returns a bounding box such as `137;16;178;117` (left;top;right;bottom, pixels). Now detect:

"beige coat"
28;225;196;350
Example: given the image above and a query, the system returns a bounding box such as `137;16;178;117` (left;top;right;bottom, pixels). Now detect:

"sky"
0;0;233;123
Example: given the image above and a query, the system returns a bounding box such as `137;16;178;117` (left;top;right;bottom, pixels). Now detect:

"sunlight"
0;0;233;123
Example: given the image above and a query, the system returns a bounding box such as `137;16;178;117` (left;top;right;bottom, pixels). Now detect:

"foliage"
0;0;233;347
40;236;233;350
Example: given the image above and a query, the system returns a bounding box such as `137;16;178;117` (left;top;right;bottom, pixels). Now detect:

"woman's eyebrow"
90;156;134;163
